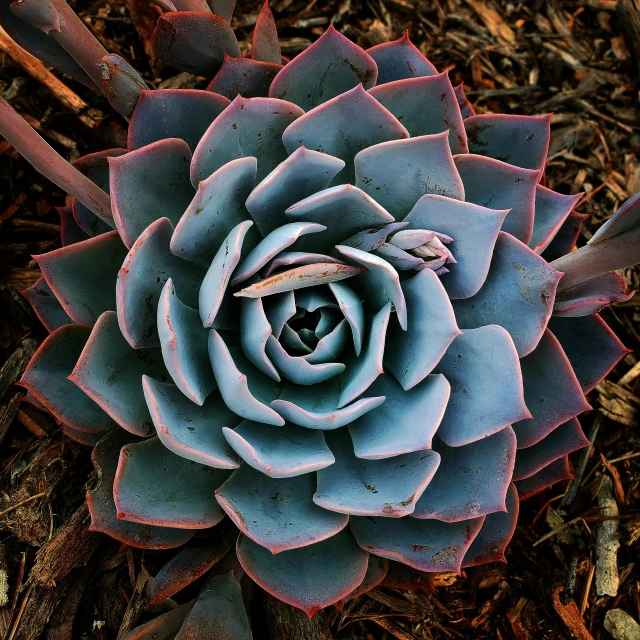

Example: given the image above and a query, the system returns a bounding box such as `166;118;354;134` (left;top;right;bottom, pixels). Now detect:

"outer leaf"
191;96;303;184
88;430;195;549
209;331;284;425
208;54;282;100
153;11;240;77
251;1;280;63
120;602;193;640
354;133;464;220
462;483;519;567
70;311;168;437
350;515;484;572
114;436;229;528
128;89;230;151
515;456;573;499
349;373;449;459
282;85;408;182
237;529;369;616
208;0;236;22
553;272;633;317
379;561;434;590
384;268;461;390
513;418;589;481
434;325;530;447
529;186;582;254
403;194;508;300
465;113;552;170
548;314;629;393
222;420;334;477
335;556;388;610
452;232;562;357
366;32;437;84
246;147;345;236
315;430;440;517
455;154;541;244
589;190;640;244
21;277;72;333
143;377;241;469
34;231;127;327
20;325;116;434
369;71;468;154
110;138;195;249
542;210;589;262
453;83;476;118
269;25;377;110
175;572;251;640
116;217;203;349
216;465;348;552
512;329;591;449
57;205;90;246
412;427;516;521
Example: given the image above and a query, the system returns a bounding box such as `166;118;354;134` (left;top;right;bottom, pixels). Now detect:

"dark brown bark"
262;592;333;640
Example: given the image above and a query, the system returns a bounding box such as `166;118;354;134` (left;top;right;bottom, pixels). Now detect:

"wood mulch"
1;0;640;638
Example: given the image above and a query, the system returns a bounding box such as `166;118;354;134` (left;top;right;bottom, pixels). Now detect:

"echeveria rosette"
7;13;639;633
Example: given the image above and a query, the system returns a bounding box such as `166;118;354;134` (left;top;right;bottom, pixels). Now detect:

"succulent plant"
2;0;640;634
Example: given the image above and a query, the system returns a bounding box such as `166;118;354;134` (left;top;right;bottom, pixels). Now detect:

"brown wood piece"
262;591;333;640
617;0;640;75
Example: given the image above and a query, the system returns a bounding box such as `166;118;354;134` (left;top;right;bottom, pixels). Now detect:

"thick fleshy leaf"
280;324;313;354
513;418;589;481
61;424;105;447
110;139;195;248
342;221;408;253
413;427;516;521
282;85;408;182
372;243;423;271
404;194;508;300
246;147;345;236
542;210;589;262
380;561;435;590
100;54;148;119
384;269;460;390
175;572;251;640
263;291;296;338
553;272;633;317
209;331;284;425
464;113;552;170
589;190;640;244
58;205;90;246
271;378;385;430
452;232;562;357
366;33;437;84
295;288;338;312
335;246;406;330
453;83;476;118
548;314;628;393
239;296;279;380
315;430;440;517
208;54;282;100
21;277;72;333
34;231;127;327
512;330;592;449
515;456;572;499
208;0;236;22
349;373;449;459
286;184;395;253
269;25;377;110
222;421;334;477
149;530;237;604
305;319;350;363
232;222;326;285
455;154;541;244
158;280;215;405
434;325;530;447
70;311;168;436
172;159;257;266
88;430;195;549
237;529;368;616
117;218;203;349
192;96;303;184
144;377;240;469
265;335;345;385
369;71;467;154
338;303;390;407
114;436;229;529
529;186;582;254
120;602;193;640
328;281;364;356
335;555;388;610
350;514;483;572
198;220;254;328
462;484;519;567
354;133;464;221
234;263;365;298
251;1;280;63
216;465;348;552
153;11;240;76
128;89;230;151
20;325;116;434
265;252;345;278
